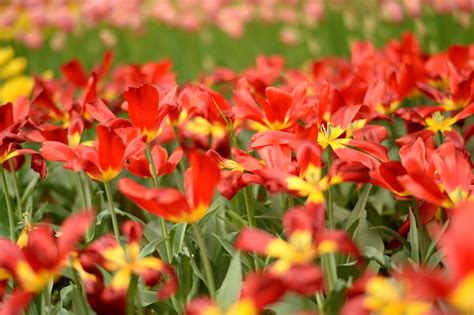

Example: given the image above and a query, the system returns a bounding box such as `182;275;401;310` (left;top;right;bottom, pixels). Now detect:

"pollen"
425;111;457;134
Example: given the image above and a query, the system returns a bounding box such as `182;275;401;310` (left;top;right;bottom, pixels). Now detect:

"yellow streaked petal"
267;239;294;259
450;273;474;313
133;257;163;274
110;267;132;290
0;268;11;281
102;246;127;270
286;176;314;197
317;240;338;254
16;261;54;293
202;305;222;315
226;298;258;315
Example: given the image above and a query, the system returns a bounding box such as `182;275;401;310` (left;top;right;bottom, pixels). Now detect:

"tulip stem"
243;186;259;269
326;150;335;229
145;145;159;188
145;145;173;263
321;253;338;292
103;181;121;243
322;149;338;293
243;186;256;227
70;258;92;315
8;160;22;217
73;172;87;210
127;275;143;315
192;224;216;298
44;280;53;315
0;166;15;241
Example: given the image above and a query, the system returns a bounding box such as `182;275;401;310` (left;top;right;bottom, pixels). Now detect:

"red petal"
123;84;160;133
58;211;94;259
186;151;220;210
234;228;276;255
118;178;191;222
97;125;126;177
61;59;88;87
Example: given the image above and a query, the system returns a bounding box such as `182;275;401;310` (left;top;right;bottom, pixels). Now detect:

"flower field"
0;1;474;315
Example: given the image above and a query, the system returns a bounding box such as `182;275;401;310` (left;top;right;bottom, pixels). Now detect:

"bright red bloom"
398;142;473;208
123;84;176;142
233;81;309;132
79;221;177;315
0;102;46;177
108;59;176;95
119;151;220;223
126;144;183;178
235;203;360;294
438;202;474;313
240;55;285;94
0;211;93;314
186;272;286;315
41;123;145;182
207;148;264;199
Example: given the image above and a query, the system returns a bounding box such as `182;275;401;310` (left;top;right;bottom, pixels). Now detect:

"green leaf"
60;285;73;308
426;250;444;268
216;253;242;309
354;219;384;272
71;284;91;315
139;238;170;258
425;220;449;266
370;226;411;250
141;289;159;307
172;223;188;257
408;210;420;264
212;232;238;256
345;184;372;233
20;173;39;204
271;294;316;314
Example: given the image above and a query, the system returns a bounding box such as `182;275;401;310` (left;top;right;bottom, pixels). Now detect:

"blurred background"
1;0;473;82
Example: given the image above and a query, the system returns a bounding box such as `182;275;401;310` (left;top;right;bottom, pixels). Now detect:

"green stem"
74;172;87;210
192;224;216;298
326;150;334;229
44;280;53;315
8;160;22;217
0;166;15;241
321;253;338;292
243;187;259;269
80;172;93;208
103;181;121;243
145;145;173;263
127;275;142;315
71;259;91;315
145;145;159;188
412;200;428;263
211;97;237;148
322;149;338;293
243;187;256;227
315;292;325;314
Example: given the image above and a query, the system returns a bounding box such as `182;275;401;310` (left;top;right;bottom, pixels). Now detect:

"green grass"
8;9;474;82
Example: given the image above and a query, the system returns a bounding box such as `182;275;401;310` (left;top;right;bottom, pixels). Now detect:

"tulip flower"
41;123;146;182
186;272;286;315
79;221;177;315
119;150;220;223
0;211;93;314
123;84;176;143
